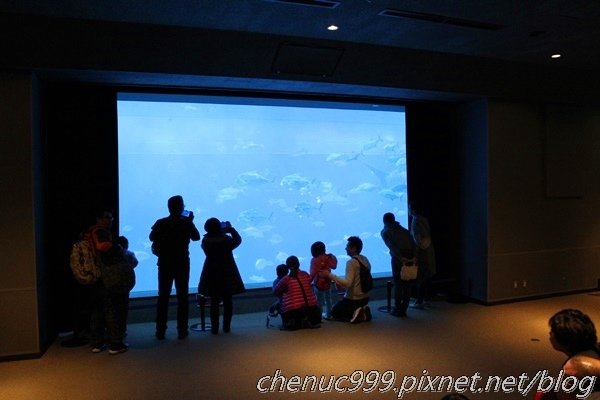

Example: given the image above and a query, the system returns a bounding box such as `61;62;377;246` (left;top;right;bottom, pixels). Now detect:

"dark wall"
42;83;118;332
0;73;43;359
456;100;490;301
2;13;599;104
485;101;600;302
406;103;461;280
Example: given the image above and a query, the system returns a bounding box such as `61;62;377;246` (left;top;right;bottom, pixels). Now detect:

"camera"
181;210;190;217
220;221;231;229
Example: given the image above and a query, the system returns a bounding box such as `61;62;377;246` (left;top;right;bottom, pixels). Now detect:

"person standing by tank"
409;203;436;309
198;217;245;334
309;241;337;320
149;195;200;340
380;212;416;317
85;206;130;354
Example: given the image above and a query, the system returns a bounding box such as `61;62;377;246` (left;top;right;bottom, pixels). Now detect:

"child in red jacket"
309;241;337;319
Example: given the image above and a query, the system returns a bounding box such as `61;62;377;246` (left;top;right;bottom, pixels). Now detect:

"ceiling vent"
379;8;503;31
263;0;340;9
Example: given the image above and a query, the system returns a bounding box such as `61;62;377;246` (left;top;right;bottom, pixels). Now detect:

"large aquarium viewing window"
117;93;408;296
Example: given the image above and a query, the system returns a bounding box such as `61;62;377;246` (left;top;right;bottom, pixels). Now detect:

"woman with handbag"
381;213;416;318
273;256;321;330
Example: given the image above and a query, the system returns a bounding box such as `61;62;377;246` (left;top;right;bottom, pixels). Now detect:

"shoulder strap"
293;276;310;307
351;256;366;269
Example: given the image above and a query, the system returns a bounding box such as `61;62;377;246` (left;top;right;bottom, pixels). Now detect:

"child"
309;241;337;319
116;236;139;269
114;236;138;340
269;264;289;317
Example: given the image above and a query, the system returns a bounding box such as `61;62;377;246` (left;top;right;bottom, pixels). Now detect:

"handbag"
400;258;418;281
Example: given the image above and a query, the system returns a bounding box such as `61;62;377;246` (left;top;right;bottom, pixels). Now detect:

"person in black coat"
198;217;245;334
149;195;200;340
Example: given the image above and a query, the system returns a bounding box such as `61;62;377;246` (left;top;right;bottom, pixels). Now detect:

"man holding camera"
149;195;200;340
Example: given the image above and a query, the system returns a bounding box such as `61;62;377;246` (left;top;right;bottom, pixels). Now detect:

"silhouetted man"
150;195;200;339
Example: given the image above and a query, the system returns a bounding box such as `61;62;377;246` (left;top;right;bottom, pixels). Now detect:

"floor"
1;292;599;400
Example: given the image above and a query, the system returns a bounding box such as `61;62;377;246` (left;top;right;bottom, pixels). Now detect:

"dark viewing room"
1;1;600;399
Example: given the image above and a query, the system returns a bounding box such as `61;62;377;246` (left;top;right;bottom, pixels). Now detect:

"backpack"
352;257;373;293
101;255;136;293
69;239;102;284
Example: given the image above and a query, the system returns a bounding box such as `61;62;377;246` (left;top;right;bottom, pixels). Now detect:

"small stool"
378;280;394;313
190;294;223;332
190;294;210;332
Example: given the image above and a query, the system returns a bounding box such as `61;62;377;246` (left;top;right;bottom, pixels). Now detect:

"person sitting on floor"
273;256;321;330
268;263;289;317
321;236;372;324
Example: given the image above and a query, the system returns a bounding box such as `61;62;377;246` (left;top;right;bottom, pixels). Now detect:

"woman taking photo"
198;218;245;334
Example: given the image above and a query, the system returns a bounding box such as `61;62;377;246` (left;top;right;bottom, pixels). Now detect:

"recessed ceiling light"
327;24;338;31
551;54;561;59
